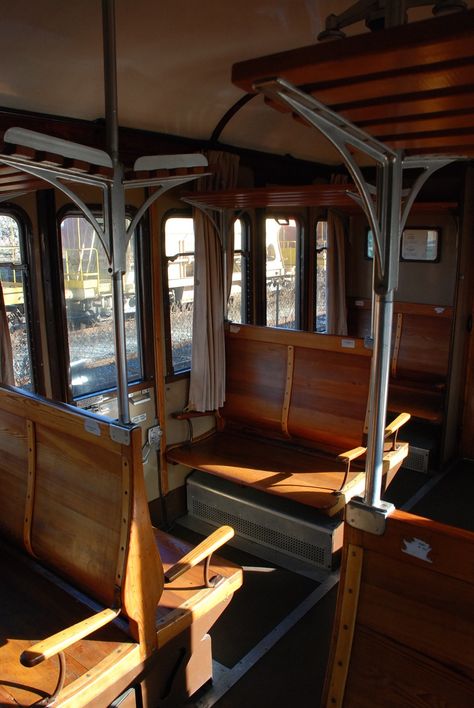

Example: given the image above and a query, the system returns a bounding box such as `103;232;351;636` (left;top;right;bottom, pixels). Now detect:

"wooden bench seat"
0;385;242;707
347;299;453;423
167;325;409;517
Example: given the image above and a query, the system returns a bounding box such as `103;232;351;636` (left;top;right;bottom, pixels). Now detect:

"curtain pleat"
326;208;348;335
187;151;239;411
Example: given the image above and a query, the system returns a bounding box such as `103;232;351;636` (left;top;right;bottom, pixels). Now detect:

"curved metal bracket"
253;76;462;523
34;651;66;707
0;155;111;261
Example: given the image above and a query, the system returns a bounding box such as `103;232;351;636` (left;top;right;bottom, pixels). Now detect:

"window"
265;217;299;328
60;214;142;398
227;218;249;324
315;220;328;333
164;215;195;373
0;213;34;389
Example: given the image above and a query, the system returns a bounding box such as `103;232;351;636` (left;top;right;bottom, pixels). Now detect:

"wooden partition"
323;509;474;707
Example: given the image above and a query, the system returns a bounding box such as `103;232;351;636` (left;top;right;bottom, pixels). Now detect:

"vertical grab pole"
363;154;402;508
102;0;130;424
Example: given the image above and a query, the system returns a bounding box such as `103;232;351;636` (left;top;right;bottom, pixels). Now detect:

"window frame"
57;204;151;402
162;209;195;379
263;213;302;330
0;204;42;392
227;214;251;324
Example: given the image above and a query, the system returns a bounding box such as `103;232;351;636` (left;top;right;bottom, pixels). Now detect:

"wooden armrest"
20;607;120;668
164;525;234;584
338;446;366;464
384;411;411;438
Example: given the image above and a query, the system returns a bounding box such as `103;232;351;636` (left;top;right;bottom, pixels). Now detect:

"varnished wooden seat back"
347;298;452;384
222;334;288;435
222;324;371;452
0;385;162;630
289;343;371;453
347;299;453;423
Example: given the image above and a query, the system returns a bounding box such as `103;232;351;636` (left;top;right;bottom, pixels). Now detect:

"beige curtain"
0;281;15;385
187;151;239;411
326;174;348;336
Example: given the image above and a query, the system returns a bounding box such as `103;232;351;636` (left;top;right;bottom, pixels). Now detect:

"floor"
172;460;474;708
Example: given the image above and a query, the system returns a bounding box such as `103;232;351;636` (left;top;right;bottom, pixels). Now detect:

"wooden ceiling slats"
183;185;457;213
232;9;474;156
232;12;474;93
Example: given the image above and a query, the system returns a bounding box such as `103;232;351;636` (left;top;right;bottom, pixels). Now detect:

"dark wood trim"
37;189;70;402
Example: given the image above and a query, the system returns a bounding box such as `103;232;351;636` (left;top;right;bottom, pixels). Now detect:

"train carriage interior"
0;1;473;706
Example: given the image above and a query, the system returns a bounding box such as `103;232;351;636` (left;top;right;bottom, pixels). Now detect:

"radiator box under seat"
181;470;344;580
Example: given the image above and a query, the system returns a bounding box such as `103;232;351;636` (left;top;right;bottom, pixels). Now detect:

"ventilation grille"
404;445;430;473
191;499;327;566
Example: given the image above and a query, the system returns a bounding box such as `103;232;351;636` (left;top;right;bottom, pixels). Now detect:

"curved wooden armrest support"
171;409;218;444
337;446;366;493
384;411;411;448
164;525;235;586
338;446;367;464
20;607;121;668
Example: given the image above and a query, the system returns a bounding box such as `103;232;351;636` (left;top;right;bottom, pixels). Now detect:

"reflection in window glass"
165;217;195;373
315;221;328;333
61;216;141;398
0;214;33;389
265;218;298;328
227;218;248;324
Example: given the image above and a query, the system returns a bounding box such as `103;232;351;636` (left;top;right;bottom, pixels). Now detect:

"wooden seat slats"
167;324;409;516
0;385;242;707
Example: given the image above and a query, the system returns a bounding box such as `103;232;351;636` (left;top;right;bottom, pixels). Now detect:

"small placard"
341;338;356;349
84;419;101;437
401;229;439;261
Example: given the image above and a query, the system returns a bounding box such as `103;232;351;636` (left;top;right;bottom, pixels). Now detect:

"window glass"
165;216;195;373
227;218;248;324
0;214;33;389
315;221;328;333
265;218;298;329
60;215;141;398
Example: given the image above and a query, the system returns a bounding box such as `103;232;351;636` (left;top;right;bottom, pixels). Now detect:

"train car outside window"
265;217;299;329
227;217;249;324
60;215;142;398
0;212;34;389
164;215;195;373
315;220;328;332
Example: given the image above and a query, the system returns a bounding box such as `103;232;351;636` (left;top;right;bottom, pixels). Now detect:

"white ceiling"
1;1;473;166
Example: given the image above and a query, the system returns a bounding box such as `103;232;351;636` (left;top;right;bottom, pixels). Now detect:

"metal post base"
346;497;395;535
